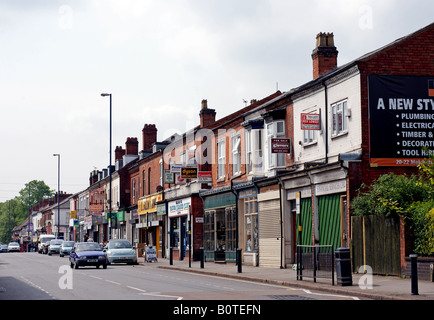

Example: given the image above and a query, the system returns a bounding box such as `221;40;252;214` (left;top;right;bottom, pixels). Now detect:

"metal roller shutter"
258;199;281;268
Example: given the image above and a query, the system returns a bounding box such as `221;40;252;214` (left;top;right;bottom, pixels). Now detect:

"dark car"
69;242;107;269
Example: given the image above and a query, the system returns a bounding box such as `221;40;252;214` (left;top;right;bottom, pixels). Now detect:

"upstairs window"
232;134;241;176
245;129;263;174
332;100;348;136
217;138;226;179
267;121;285;169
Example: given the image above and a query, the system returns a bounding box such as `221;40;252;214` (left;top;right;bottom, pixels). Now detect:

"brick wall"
355;23;434;272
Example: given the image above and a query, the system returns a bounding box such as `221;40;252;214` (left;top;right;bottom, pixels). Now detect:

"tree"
18;180;53;209
0;180;54;242
351;153;434;256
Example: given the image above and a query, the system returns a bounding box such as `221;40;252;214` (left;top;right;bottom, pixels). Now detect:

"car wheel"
60;254;63;257
103;264;107;269
48;252;52;256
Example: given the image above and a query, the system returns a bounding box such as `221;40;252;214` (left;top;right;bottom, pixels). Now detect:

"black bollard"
200;247;204;269
170;247;173;266
237;248;242;273
410;254;418;295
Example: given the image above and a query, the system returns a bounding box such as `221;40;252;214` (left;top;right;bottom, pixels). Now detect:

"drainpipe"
230;171;247;266
322;80;329;164
277;175;285;269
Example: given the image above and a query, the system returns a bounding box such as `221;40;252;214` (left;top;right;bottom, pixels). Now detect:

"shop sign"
315;179;346;196
301;113;321;130
170;163;183;173
89;204;103;213
138;194;162;215
238;188;257;199
181;167;197;178
116;211;125;222
84;216;92;229
369;75;434;166
198;171;212;183
165;170;174;184
168;198;191;217
157;203;166;216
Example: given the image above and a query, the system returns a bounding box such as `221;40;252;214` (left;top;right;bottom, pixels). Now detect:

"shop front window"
204;210;215;251
244;197;258;252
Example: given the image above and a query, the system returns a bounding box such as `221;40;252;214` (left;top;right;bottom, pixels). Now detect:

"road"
0;252;363;301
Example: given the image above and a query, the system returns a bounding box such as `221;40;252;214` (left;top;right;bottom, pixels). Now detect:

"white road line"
303;289;360;300
105;280;121;285
127;286;147;293
139;292;183;300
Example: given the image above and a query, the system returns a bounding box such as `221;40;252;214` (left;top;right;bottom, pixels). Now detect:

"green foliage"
408;201;434;256
351;173;430;218
0;180;53;243
351;151;434;256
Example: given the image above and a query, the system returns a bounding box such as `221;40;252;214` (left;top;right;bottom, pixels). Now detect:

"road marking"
139;292;183;300
89;275;103;280
105;280;121;285
20;276;56;299
127;286;147;293
303;289;360;300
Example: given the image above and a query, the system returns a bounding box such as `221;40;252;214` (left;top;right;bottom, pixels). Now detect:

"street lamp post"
53;154;60;239
101;93;112;240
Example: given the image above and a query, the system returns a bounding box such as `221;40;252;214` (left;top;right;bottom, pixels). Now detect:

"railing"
296;245;334;285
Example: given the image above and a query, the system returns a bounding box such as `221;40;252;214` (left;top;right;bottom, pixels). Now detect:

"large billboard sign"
369;75;434;166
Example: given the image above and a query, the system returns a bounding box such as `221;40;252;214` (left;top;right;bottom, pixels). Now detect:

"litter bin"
335;247;352;286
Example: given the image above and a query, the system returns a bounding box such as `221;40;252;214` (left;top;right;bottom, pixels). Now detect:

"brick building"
277;22;434;274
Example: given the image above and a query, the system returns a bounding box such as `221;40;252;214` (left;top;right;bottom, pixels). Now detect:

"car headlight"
79;256;87;260
98;255;106;260
131;250;136;255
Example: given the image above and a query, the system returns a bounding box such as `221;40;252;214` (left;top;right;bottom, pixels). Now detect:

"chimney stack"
115;146;125;161
125;137;139;155
199;99;216;128
312;32;338;80
142;124;157;151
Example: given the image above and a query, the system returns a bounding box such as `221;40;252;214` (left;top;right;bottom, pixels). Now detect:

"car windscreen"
76;243;102;252
108;240;132;249
63;241;74;247
51;240;63;245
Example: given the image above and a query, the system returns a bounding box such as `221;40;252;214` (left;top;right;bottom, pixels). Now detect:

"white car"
7;242;20;252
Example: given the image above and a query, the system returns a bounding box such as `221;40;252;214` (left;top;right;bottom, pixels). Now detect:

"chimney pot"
199;99;216;128
142;124;157;151
125;137;139;155
312;32;338;80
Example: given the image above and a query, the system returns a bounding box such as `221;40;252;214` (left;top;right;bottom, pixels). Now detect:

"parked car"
48;239;64;256
7;242;20;252
1;244;9;252
38;234;55;253
104;239;137;265
69;242;107;269
42;240;52;254
60;241;75;257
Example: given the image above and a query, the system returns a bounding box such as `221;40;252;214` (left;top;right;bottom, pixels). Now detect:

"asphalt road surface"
0;252;362;301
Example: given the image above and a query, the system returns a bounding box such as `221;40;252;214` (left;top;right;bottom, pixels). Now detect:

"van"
38;234;55;253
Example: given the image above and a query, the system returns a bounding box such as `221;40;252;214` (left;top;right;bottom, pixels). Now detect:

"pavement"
138;257;434;300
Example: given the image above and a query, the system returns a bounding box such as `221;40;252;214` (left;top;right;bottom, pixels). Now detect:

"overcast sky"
0;0;433;201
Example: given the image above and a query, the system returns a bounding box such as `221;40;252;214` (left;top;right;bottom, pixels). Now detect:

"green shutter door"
297;198;312;246
318;194;341;250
